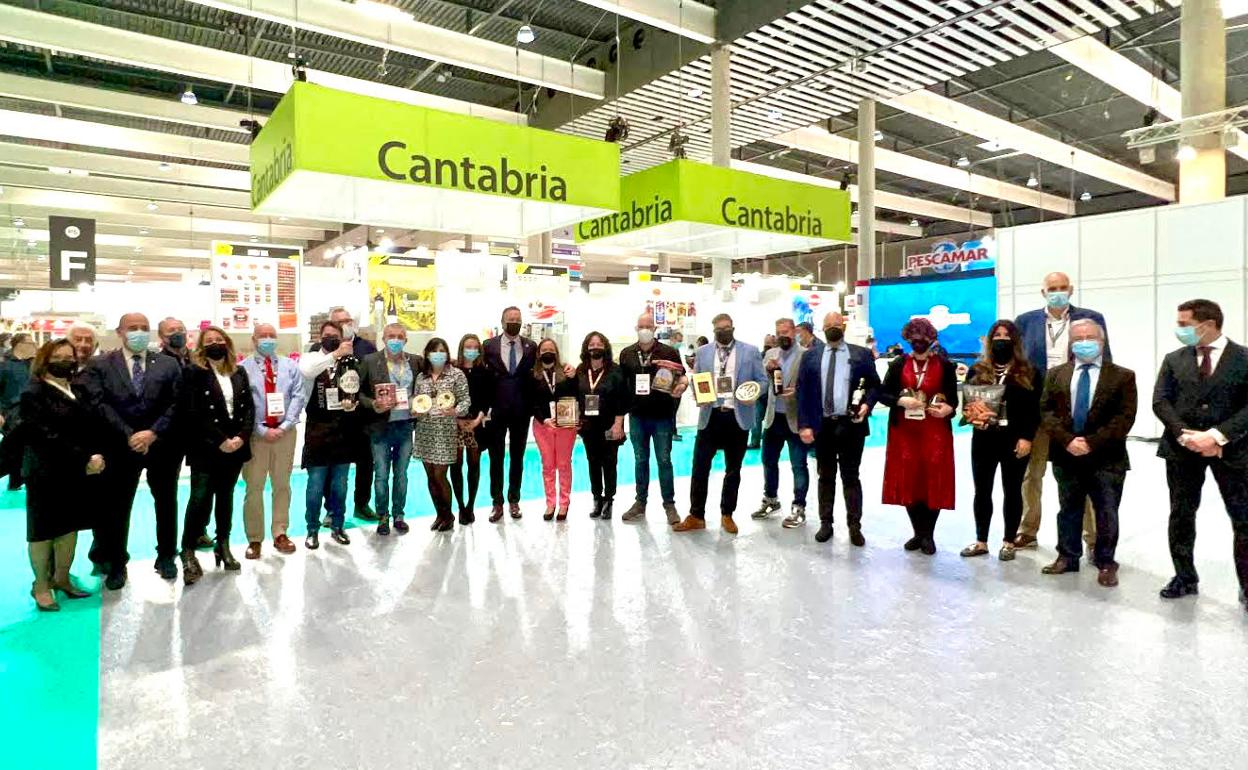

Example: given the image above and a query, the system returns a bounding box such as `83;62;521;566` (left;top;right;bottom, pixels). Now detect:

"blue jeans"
762;416;810;506
630;414;675;505
305;464;349;531
371;421;413;519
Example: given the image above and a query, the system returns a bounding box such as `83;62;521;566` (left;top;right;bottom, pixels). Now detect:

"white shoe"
751;498;781;520
782;505;806;528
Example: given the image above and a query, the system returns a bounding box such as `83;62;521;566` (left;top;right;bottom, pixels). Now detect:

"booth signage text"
48;215;95;289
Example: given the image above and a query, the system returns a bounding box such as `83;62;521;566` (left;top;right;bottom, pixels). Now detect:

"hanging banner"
629;271;705;337
210;241;301;332
48;216;96;289
509;263;569;323
367;253;437;332
901;237;995;276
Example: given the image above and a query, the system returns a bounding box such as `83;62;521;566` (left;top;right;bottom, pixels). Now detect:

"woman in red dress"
879;318;959;554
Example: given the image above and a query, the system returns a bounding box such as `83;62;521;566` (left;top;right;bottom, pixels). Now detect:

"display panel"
868;269;997;360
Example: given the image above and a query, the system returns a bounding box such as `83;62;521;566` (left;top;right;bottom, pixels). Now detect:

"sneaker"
321;514;333;529
394;516;410;534
622;501;647;522
377;516;391;536
663;503;680;526
781;506;806;529
751;498;781;520
305;533;319;550
355;505;379;522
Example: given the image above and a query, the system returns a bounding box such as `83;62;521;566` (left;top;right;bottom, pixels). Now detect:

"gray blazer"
357;350;424;435
762;343;808;433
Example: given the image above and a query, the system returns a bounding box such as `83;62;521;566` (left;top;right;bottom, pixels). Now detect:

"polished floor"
7;429;1248;770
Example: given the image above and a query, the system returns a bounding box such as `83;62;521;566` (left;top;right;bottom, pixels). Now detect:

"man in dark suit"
481;306;538;522
329;306;378;522
1014;271;1111;550
84;312;184;589
157;317;208;547
796;311;882;545
1038;319;1136;587
1153;299;1248;611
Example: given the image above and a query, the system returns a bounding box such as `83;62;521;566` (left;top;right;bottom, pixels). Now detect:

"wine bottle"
850;377;867;421
336;345;361;407
772;367;784;395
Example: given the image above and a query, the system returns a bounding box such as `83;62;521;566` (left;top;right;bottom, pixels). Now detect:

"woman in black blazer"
20;339;112;611
180;327;254;583
450;334;494;525
575;331;627;520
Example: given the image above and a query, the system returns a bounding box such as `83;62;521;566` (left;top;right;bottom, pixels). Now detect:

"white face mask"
637;328;655;345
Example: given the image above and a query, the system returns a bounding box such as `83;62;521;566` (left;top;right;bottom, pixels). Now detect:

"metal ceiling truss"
1122;105;1248;149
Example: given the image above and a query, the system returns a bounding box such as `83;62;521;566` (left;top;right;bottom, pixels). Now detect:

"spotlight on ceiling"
139;228;150;235
1079;190;1092;202
1142;107;1159;127
955;155;970;168
1026;173;1039;188
839;172;850;191
909;218;920;227
13;217;26;228
146;201;159;211
436;68;452;84
249;236;259;243
1176;144;1197;162
180;85;198;105
687;86;703;99
873;130;883;142
767;109;784;121
158;162;171;172
516;24;535;45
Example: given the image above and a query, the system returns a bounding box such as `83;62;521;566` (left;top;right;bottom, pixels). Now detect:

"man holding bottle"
751;317;811;525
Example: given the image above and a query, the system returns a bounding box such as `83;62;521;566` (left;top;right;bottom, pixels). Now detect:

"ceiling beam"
0;4;522;124
776;127;1075;215
182;0;604;99
0;109;249;165
886;88;1176;201
0;143;250;190
0;167;250;210
567;0;716;44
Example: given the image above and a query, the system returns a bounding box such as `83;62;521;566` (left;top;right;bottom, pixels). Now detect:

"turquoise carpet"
1;416;899;770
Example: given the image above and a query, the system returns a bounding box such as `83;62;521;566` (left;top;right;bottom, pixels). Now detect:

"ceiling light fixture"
159;162;171;172
873;130;883;142
909;218;920;227
688;86;703;99
249;236;260;242
355;0;415;22
516;24;535;45
181;85;198;105
1079;190;1092;202
139;228;150;235
955;155;970;168
13;217;25;227
1026;173;1039;188
767;109;784;121
379;236;395;250
1176;144;1197;162
146;201;159;211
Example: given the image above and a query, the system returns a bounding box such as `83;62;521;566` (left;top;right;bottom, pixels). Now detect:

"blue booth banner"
868;268;997;361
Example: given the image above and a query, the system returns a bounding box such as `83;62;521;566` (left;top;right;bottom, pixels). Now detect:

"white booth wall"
996;195;1248;438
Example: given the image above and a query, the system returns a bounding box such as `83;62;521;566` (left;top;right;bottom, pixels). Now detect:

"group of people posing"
13;278;1248;616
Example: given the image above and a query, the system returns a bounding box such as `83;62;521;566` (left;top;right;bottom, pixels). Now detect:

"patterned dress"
412;366;471;465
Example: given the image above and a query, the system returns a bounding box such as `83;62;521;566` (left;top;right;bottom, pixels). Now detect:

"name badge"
635;374;651;396
715;375;734;398
265;392;285;419
395;387;410;410
326;388;343;411
585;394;600;416
904;406;927;421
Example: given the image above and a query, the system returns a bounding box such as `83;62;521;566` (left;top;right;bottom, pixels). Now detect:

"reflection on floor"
95;437;1247;770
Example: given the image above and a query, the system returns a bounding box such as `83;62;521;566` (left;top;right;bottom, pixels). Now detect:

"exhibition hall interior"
2;0;1247;767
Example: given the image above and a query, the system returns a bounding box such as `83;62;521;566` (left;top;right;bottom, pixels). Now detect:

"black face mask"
321;336;341;353
504;322;522;337
714;328;735;346
47;360;76;379
909;339;931;354
540;352;557;365
204;344;229;361
990;339;1014;364
588;349;605;360
777;336;793;350
825;327;845;344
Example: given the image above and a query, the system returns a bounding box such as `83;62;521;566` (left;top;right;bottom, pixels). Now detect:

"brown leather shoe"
1097;565;1119;587
489;504;504;523
721;515;738;535
672;515;706;532
245;542;262;560
273;535;296;555
1041;556;1077;575
1014;534;1039;549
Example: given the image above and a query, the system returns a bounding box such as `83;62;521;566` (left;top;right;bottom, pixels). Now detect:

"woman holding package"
412;337;471;533
575;332;627;520
21;338;111;611
450;334;493;526
960;320;1041;561
529;338;579;522
180;327;254;582
878;318;959;555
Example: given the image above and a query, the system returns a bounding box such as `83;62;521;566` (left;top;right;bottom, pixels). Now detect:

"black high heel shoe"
543;508;555;521
53;581;92;599
437;515;454;532
556;508;568;522
214;544;241;571
599;501;613;520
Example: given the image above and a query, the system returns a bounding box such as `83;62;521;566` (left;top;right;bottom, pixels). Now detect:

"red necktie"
1198;346;1213;379
264;357;280;428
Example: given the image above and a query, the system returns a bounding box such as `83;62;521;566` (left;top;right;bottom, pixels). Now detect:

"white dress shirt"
714;343;737;408
1045;310;1071;370
1199;334;1228;373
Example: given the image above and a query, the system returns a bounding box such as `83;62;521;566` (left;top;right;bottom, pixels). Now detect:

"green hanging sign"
574;160;851;245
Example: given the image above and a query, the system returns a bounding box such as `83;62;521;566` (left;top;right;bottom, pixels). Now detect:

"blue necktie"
131;354;145;395
1072;364;1091;433
508;341;517;374
823;349;837;417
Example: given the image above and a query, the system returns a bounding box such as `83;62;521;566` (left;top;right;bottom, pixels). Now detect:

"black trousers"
487;413;531;505
689;409;749;519
582;432;621;502
970;430;1028;543
352;433;373;510
93;447;182;567
1166;456;1248;592
181;461;244;551
816;417;866;527
1053;463;1124;568
450;438;483;512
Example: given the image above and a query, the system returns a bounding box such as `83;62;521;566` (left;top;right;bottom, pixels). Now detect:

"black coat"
527;367;580;423
183;365;255;469
20;379;116;541
963;366;1042;445
574;363;627;436
461;363;495;420
83;349;182;454
1153;340;1248;469
878;354;961;426
1041;361;1137;471
481;335;537;419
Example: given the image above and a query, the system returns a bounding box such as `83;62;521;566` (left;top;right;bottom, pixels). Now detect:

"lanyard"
912;357;930;390
543;370;557;394
587;366;604;393
717;345;733;377
1047;316;1069;346
994;364;1010;385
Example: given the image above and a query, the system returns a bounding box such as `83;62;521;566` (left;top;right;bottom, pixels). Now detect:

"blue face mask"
386;339;405;355
1071;339;1101;363
1174;325;1201;347
1046;291;1071;310
463;348;480;362
429;351;448;368
256;338;277;357
125;330;151;353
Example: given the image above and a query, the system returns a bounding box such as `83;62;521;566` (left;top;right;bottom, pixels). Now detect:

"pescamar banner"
367;253;437;333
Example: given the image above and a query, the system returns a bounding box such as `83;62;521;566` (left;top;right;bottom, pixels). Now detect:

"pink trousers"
531;418;577;510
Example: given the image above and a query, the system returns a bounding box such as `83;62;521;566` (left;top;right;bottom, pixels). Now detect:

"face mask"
504;322;522;337
714;328;735;346
825;327;845;344
321;336;341;354
909;339;931;354
385;339;405;355
1071;339;1101;362
463;348;481;362
540;351;557;365
167;332;186;349
637;328;655;345
1046;291;1071;310
990;339;1014;363
47;360;76;379
428;351;448;367
256;338;277;357
341;323;356;340
1174;325;1201;347
777;336;793;350
125;330;151;353
204;343;229;361
588;349;605;360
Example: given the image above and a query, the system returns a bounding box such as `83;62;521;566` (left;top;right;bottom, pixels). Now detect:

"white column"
856;99;877;281
1179;0;1226;203
710;43;732;293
